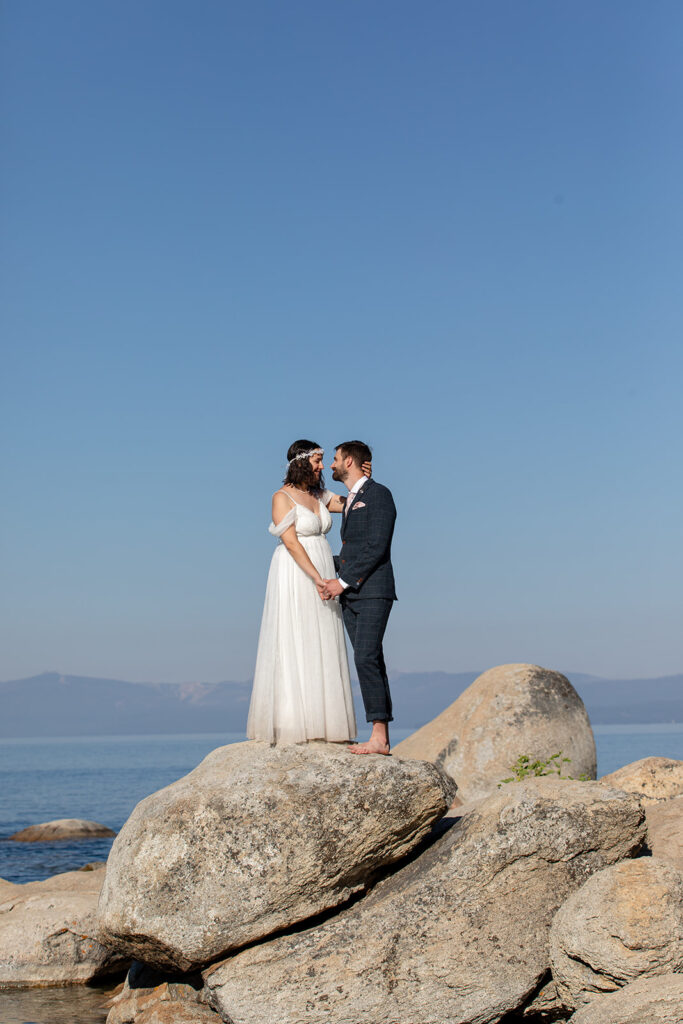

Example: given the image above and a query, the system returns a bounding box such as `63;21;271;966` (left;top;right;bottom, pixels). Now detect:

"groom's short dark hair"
336;440;372;467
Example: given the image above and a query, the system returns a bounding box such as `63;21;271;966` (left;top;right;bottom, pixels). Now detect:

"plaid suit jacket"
334;479;397;600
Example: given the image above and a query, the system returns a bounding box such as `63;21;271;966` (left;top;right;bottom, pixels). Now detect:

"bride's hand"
362;460;372;478
315;579;329;601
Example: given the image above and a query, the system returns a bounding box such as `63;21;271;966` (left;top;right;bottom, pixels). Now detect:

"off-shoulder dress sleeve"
269;507;297;537
321;489;335;507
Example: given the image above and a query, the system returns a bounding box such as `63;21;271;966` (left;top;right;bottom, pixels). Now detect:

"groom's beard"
331;468;346;483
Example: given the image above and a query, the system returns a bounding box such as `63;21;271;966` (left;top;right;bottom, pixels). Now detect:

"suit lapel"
341;479;373;538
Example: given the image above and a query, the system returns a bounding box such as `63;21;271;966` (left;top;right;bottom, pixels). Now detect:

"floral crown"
287;448;323;465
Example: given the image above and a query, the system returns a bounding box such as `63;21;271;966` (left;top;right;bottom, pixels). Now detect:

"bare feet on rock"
348;722;391;756
348;740;391;756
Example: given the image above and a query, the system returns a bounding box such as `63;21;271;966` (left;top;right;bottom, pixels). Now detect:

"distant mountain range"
0;670;681;739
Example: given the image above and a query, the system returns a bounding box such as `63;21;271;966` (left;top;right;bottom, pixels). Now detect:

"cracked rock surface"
97;741;455;971
205;778;644;1024
0;866;128;987
394;663;597;800
550;858;683;1009
566;973;683;1023
646;795;683;872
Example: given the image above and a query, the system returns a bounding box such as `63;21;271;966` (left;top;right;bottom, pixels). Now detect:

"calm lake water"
1;725;682;1024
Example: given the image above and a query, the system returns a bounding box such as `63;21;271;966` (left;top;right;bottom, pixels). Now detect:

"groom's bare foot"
348;740;391;756
348;722;391;755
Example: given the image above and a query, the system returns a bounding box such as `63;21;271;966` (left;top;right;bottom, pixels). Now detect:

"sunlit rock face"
205;779;645;1024
97;740;455;971
394;663;597;800
601;756;683;804
550;858;683;1009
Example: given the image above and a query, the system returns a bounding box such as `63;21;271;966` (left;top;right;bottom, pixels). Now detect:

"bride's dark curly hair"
283;439;325;494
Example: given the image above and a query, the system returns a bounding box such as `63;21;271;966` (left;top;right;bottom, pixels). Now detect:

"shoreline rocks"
550;859;683;1009
97;740;455;971
205;778;645;1024
4;670;678;1024
0;866;128;988
394;663;597;800
9;818;116;842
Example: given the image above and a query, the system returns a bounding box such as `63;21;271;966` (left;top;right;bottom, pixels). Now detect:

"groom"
322;441;397;755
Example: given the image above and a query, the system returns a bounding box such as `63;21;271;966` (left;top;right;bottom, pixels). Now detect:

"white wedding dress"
246;490;357;745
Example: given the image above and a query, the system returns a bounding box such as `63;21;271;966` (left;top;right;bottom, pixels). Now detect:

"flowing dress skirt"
247;533;357;744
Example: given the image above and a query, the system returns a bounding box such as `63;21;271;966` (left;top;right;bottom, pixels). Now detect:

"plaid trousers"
341;596;394;723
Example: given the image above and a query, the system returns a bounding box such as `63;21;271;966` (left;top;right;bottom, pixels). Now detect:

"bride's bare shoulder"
272;487;296;509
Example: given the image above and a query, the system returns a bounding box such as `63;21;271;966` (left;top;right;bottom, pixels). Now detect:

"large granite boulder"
646;795;683;871
601;757;683;804
98;741;454;972
205;779;645;1024
550;859;683;1009
394;663;596;800
567;973;683;1024
9;818;116;841
0;866;128;986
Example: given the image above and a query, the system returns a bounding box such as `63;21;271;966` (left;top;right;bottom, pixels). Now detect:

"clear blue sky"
2;1;681;684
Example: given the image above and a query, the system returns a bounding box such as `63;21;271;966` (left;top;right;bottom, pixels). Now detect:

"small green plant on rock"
498;751;588;787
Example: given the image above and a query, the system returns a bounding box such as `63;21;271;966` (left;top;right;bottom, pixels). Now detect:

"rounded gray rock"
550;859;683;1009
97;741;455;971
394;663;597;800
9;818;116;842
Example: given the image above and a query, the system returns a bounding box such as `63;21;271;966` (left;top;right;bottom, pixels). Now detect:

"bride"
246;440;369;745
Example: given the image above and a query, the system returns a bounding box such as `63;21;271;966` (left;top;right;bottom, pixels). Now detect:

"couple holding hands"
247;439;397;755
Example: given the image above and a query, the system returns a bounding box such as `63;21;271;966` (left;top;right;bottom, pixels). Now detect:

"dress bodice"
269;491;333;540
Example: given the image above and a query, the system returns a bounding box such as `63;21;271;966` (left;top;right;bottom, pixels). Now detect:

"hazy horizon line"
3;666;682;687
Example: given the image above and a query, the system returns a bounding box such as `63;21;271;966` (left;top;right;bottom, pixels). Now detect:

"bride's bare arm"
324;461;372;513
272;492;325;588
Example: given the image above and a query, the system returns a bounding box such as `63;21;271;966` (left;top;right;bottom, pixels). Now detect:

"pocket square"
352;502;366;509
